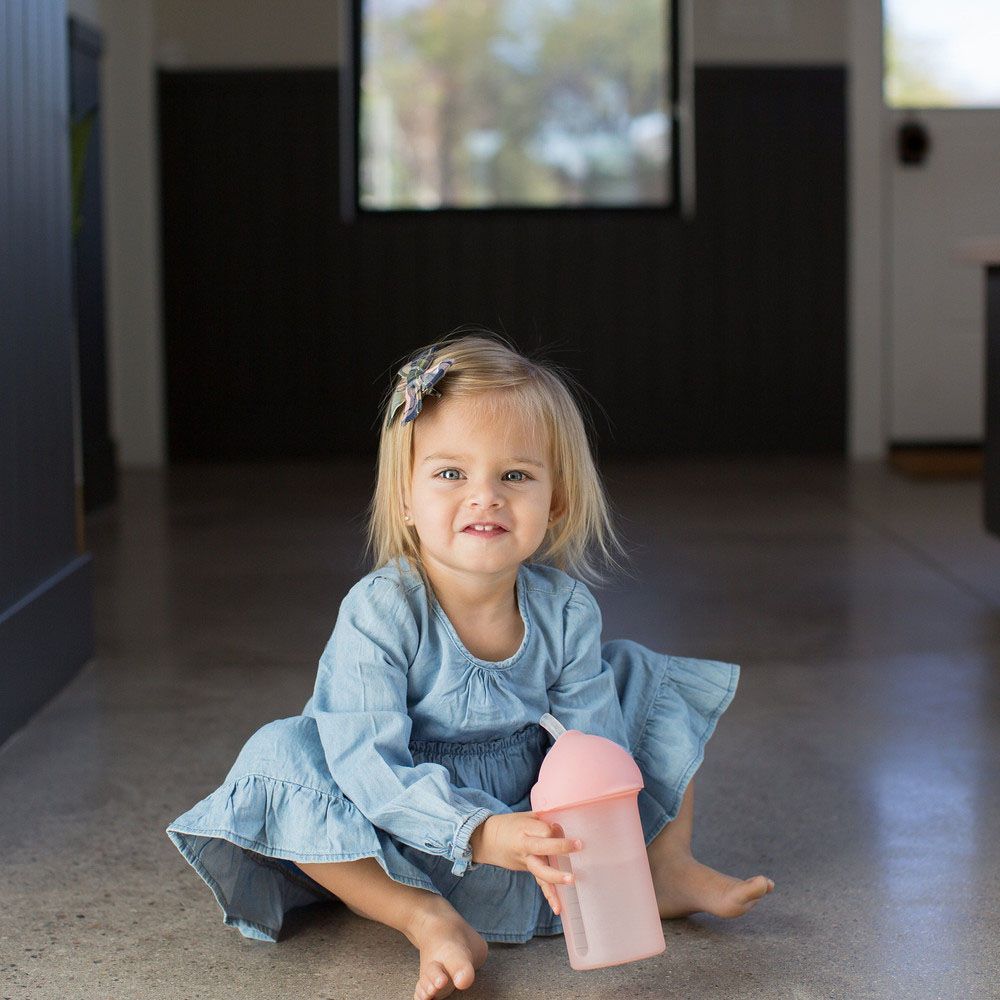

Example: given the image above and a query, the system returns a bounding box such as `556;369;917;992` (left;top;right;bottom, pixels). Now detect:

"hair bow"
386;345;456;427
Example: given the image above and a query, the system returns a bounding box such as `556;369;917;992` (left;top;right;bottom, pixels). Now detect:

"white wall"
66;0;166;468
847;0;887;458
153;0;849;68
693;0;846;64
100;0;165;467
89;0;869;468
153;0;850;69
156;0;339;68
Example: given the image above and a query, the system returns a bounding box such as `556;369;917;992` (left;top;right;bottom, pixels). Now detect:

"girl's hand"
469;812;582;915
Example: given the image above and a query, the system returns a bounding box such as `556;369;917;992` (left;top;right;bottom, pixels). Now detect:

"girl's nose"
467;479;503;508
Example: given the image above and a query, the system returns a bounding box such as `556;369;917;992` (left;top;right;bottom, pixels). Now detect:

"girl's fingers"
548;888;560;914
535;877;560;914
528;821;570;843
525;853;575;885
536;878;552;908
529;836;582;857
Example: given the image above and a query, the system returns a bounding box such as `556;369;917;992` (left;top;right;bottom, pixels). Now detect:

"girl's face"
404;393;562;581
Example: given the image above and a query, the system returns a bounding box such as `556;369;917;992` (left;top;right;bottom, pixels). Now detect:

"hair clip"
386;345;455;427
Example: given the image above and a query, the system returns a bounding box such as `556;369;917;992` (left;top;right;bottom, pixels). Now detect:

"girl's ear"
548;498;566;525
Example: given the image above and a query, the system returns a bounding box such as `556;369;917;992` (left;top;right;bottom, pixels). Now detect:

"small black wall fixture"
897;119;930;166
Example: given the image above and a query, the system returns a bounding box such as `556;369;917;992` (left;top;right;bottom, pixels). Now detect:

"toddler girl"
166;330;774;1000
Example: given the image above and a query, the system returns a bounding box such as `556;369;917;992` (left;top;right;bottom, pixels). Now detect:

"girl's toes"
733;876;772;912
416;961;452;1000
444;956;475;991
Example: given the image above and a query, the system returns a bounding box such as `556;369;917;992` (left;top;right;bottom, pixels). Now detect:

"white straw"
539;713;566;740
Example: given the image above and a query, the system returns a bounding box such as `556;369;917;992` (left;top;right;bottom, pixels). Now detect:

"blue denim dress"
166;557;739;944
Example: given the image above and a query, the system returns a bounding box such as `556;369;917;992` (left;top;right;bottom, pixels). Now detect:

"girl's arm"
545;581;631;750
307;576;509;877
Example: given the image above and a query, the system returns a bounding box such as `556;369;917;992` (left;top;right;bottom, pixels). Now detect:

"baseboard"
888;444;984;479
0;555;95;749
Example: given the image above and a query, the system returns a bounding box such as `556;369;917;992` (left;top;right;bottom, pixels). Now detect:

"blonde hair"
363;327;633;602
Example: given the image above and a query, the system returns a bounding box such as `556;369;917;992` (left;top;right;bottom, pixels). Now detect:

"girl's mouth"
462;525;508;538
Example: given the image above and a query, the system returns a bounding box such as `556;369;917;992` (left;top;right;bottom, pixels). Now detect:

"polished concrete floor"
2;456;999;1000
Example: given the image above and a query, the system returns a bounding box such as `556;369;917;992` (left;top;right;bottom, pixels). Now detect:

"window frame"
339;0;681;220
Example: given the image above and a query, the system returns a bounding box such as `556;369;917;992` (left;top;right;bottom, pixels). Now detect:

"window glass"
884;0;1000;108
358;0;673;210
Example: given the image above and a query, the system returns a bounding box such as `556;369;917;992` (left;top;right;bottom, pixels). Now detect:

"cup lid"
530;717;643;812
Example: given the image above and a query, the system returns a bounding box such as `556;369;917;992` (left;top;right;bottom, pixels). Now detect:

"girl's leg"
646;779;775;919
294;857;488;1000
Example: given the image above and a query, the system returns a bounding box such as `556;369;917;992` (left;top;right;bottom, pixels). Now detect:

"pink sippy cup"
530;713;665;971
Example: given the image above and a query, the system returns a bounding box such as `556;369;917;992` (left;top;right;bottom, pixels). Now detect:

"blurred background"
6;0;1000;777
7;0;996;726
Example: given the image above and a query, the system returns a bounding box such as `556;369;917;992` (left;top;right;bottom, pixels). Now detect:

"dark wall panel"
159;65;845;460
0;0;95;746
70;17;117;512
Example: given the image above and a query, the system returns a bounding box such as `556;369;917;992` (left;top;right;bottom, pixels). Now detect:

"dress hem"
165;824;447;944
633;657;739;828
166;824;569;944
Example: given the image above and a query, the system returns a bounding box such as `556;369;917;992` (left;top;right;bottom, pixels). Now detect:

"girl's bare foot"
650;851;775;919
404;896;489;1000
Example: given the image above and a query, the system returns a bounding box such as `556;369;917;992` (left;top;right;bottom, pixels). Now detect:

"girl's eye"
435;469;531;482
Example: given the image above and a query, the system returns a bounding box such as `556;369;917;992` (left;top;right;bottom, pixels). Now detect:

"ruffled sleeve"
307;575;509;876
547;580;631;751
